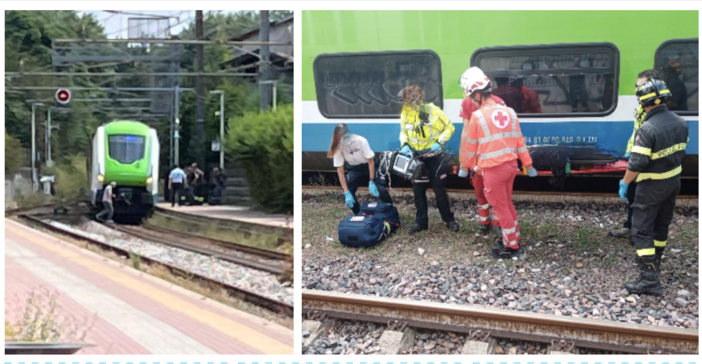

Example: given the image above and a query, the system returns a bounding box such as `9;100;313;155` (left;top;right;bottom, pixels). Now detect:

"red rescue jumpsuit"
460;96;504;229
464;100;532;248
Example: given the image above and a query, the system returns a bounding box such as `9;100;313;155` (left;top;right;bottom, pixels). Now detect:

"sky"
79;11;235;39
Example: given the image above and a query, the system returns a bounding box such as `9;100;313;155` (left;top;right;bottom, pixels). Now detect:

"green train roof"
104;120;151;135
302;10;698;100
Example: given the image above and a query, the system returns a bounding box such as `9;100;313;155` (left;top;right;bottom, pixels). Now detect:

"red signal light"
55;89;71;104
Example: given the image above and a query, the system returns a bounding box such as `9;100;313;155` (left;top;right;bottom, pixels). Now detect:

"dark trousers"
412;155;454;226
346;159;392;215
96;201;114;221
171;183;184;206
630;177;680;256
623;181;638;229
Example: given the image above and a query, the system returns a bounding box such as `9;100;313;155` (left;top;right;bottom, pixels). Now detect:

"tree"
5;132;25;175
5;11;106;159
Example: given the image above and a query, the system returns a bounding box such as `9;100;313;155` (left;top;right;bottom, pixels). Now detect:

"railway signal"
55;89;71;105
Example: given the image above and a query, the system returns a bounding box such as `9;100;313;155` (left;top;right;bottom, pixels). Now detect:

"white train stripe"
302;96;698;124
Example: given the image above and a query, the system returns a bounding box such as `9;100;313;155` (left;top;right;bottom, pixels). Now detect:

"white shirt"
333;134;375;167
103;185;113;203
169;168;186;183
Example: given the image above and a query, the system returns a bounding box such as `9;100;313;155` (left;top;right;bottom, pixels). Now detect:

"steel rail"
104;224;286;275
301;185;697;199
302;290;698;354
16;214;293;317
142;223;289;261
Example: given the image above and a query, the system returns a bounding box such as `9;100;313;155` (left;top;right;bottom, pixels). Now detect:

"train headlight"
97;174;105;182
146;176;153;184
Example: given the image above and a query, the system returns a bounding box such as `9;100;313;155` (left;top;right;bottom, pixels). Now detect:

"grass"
148;213;285;252
14;192;49;209
5;287;96;343
302;189;698;274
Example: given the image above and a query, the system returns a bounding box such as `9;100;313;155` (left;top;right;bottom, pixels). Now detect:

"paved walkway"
4;219;293;354
156;203;293;229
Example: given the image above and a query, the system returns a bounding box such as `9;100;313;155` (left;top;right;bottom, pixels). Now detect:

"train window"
654;38;698;115
471;43;619;117
313;50;443;118
109;134;145;164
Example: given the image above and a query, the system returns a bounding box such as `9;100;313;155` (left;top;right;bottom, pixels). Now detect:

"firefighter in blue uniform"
619;77;688;295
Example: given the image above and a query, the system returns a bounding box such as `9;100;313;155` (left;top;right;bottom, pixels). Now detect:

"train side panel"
90;126;105;206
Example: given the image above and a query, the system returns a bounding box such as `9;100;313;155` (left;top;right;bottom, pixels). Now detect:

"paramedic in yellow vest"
609;69;659;239
399;85;460;234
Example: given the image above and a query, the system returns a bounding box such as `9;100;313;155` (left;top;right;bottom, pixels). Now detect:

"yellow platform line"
6;221;293;354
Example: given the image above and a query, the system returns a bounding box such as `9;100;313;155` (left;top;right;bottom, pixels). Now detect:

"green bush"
5;132;24;176
226;104;293;213
46;154;89;203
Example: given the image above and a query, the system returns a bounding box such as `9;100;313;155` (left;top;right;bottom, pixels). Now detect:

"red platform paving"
156;203;293;229
4;219;293;355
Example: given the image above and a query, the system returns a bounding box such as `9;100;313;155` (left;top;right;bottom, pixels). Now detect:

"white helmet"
459;67;491;97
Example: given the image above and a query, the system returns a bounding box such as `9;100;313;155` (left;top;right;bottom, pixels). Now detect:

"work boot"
478;223;491;234
446;220;460;232
491;244;522;259
608;228;631;239
490;237;521;258
624;255;662;295
408;224;428;235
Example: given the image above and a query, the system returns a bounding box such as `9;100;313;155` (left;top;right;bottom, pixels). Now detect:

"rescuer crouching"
460;67;538;258
620;76;688;295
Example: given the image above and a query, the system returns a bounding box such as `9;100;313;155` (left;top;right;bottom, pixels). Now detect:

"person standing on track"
169;164;186;207
399;85;460;234
462;67;537;258
609;69;660;239
619;77;687;295
96;181;117;223
328;123;392;214
458;68;506;234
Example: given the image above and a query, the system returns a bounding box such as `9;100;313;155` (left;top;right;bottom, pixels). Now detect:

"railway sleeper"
377;327;415;355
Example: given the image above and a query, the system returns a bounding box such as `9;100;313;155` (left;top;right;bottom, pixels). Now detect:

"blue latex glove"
458;169;469;178
624;152;631;160
369;182;380;197
527;167;538;177
619;180;629;201
430;143;441;152
400;145;412;156
344;191;355;208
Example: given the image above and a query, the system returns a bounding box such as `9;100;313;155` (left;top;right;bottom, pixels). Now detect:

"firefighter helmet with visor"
636;78;671;107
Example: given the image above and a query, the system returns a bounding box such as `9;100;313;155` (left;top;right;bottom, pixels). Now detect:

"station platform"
156;203;293;229
4;219;293;354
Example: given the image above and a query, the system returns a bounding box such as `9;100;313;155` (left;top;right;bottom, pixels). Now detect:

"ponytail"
327;123;350;158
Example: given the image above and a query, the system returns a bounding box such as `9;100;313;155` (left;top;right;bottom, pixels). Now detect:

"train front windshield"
109;135;145;164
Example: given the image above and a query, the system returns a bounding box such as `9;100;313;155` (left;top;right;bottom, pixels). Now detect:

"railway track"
17;214;293;318
302;185;698;207
302;290;698;354
103;223;287;275
142;223;289;261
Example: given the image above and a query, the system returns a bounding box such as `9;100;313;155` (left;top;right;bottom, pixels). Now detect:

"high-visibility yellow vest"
399;103;455;151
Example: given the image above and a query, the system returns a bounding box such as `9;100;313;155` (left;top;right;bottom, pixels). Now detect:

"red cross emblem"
491;109;510;129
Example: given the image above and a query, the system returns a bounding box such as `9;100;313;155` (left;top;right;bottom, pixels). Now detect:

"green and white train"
89;120;160;219
301;11;698;179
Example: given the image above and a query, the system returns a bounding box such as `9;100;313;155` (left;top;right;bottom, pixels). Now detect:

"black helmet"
635;78;671;107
